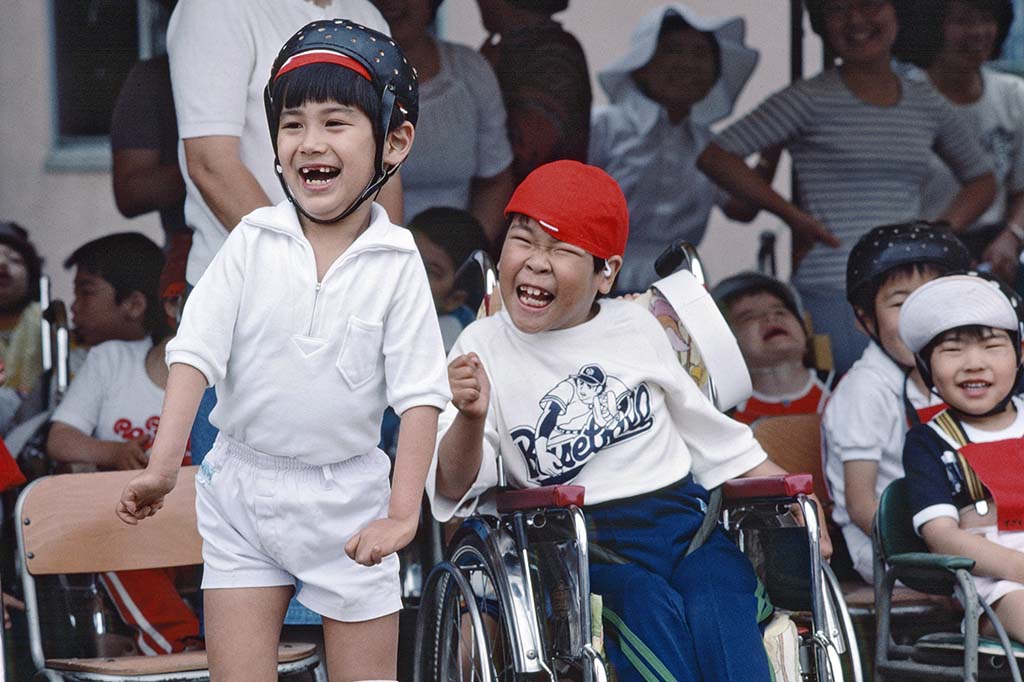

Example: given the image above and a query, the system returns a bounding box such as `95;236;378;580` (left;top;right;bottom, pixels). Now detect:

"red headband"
274;50;372;83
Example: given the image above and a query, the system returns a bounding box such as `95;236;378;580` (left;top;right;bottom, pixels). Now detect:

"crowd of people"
5;0;1024;679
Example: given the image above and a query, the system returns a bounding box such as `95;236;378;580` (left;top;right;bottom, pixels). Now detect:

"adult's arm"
698;143;839;247
720;146;783;223
984;189;1024;282
112;148;186;218
469;167;515;245
183;136;272;232
938;172;997;233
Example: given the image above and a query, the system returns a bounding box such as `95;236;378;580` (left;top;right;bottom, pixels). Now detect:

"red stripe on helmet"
275;50;372;82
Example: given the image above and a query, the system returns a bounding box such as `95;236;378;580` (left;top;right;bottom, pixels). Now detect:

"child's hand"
106;434;150;471
344;515;418;566
0;359;7;386
116;467;177;525
448;353;490;420
2;591;23;630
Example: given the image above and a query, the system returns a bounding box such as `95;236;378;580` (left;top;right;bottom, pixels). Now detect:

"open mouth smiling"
517;284;554;309
300;165;340;187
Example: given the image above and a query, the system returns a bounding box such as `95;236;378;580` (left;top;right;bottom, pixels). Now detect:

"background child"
713;271;832;424
117;21;449;682
900;272;1024;642
429;160;819;682
408;206;488;353
589;4;769;293
0;222;43;397
46;253;200;655
823;222;970;582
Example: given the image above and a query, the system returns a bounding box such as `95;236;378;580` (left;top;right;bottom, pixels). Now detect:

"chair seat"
842;582;959;613
915;632;1024;659
46;641;317;675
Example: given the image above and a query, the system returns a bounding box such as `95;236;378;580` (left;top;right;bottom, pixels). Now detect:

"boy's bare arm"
183;136;273;232
47;421;148;471
844;459;881;536
435;353;489;501
116;363;208;524
345;405;440;566
922;517;1024;582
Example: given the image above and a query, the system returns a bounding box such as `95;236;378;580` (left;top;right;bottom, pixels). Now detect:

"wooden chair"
15;466;320;681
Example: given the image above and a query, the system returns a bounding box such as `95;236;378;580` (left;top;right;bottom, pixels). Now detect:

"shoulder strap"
926;410;988;504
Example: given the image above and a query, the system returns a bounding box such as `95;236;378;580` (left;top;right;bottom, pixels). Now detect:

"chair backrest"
17;467;201;575
876;478;928;560
752;414;831;507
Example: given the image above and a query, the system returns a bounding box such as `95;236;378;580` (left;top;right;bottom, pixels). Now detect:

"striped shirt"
716;68;991;291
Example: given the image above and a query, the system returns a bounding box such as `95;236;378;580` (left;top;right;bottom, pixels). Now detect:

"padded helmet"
712;272;804;321
264;19;419;223
845;221;971;313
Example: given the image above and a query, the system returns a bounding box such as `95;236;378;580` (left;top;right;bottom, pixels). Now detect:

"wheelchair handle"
654;240;706;285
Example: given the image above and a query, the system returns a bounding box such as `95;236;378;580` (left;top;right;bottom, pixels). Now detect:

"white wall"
0;3;162;304
440;0;825;284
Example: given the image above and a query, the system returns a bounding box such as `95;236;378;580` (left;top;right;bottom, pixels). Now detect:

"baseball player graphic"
530;363;632;478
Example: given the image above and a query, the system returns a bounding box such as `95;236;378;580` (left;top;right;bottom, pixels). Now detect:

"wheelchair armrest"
495;485;585;513
722;473;814;504
889;552;976;573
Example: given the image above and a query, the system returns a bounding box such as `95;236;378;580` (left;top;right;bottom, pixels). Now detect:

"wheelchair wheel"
415;558;522;682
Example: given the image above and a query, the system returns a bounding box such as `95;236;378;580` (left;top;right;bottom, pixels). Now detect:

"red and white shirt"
731;369;832;425
52;339;177;457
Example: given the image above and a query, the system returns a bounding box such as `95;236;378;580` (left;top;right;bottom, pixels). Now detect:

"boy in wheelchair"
428;159;818;681
899;273;1024;643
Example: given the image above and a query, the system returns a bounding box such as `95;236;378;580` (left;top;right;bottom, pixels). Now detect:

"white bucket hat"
899;274;1022;354
597;4;758;129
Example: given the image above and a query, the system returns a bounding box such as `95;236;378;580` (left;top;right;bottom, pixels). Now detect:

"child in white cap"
900;272;1024;642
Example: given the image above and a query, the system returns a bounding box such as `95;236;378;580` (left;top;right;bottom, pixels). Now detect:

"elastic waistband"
215;434;383;483
585;474;698;511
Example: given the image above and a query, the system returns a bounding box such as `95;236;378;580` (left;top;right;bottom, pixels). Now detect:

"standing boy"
118;21;448;681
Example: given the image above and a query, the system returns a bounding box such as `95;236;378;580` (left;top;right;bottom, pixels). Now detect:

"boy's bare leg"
986;590;1024;644
322;612;399;681
204;585;293;682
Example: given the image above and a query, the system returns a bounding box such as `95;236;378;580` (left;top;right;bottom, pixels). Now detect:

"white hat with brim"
898;274;1020;354
597;4;758;128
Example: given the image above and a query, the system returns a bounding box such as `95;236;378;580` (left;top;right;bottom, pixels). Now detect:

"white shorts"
195;435;402;622
960;527;1024;607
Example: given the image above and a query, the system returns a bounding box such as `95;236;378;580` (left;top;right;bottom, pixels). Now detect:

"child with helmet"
899;272;1024;642
713;271;833;425
430;159;825;682
117;21;449;680
822;221;971;582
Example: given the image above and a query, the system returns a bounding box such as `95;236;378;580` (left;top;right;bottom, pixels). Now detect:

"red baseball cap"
504;160;629;260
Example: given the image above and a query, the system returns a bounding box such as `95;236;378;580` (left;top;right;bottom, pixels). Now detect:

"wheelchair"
413;244;862;682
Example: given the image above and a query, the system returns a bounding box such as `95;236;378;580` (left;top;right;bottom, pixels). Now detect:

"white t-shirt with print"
52;339;164;450
426;298;767;521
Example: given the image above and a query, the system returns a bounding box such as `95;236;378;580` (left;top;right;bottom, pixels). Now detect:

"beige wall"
440;0;825;284
0;3;163;304
1;1;821;305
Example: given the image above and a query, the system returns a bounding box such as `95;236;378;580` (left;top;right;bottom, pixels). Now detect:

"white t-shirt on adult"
52;339;164;448
400;40;512;222
167;0;388;285
919;68;1024;227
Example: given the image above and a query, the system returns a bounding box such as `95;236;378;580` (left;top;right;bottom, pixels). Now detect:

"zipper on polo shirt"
308;281;322;336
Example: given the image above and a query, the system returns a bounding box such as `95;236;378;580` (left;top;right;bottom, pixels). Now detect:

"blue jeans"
587;478;772;682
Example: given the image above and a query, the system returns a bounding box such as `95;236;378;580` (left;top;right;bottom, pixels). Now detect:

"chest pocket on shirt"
336;317;383;389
